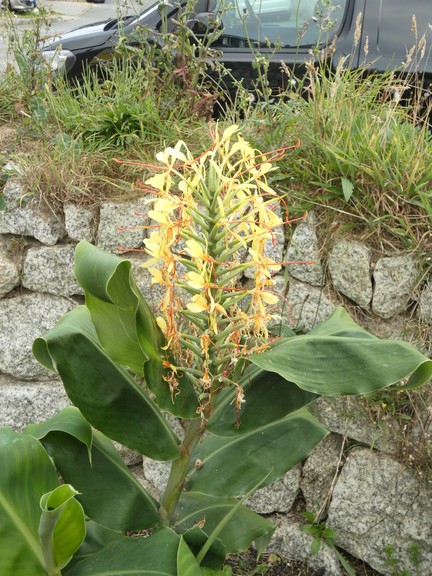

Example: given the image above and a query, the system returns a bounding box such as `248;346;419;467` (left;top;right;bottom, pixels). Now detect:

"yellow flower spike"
139;124;298;409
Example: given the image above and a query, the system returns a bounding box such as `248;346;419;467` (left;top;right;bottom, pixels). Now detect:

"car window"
214;0;348;48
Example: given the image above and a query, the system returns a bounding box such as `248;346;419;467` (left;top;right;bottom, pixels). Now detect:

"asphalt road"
0;0;151;71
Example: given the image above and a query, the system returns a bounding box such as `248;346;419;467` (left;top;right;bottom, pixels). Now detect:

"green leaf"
39;484;86;571
250;307;432;396
310;537;321;555
75;241;199;418
254;529;275;559
306;307;372;338
39;429;160;532
195;470;273;566
208;363;318;436
202;569;231;576
341;177;354;201
70;520;127;564
84;291;148;376
64;528;181;576
182;527;226;570
0;429;58;576
188;409;328;496
177;537;205;576
321;528;335;539
74;241;137;307
26;407;93;462
302;511;316;523
33;306;180;460
30;97;48;122
173;492;275;554
333;547;356;576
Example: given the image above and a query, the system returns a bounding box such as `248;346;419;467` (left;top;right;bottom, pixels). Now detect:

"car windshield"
215;0;348;48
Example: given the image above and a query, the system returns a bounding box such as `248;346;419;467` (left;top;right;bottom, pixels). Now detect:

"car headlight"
41;49;76;74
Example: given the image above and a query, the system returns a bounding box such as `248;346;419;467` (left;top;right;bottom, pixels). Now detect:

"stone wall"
1;173;431;576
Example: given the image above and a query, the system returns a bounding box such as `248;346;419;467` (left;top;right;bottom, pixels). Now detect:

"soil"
225;550;382;576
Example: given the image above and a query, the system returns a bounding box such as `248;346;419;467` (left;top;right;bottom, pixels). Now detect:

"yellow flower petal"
221;124;239;143
148;267;164;284
156;316;167;333
187;294;208;313
185;239;204;259
186;271;207;290
261;292;279;305
145;173;168;191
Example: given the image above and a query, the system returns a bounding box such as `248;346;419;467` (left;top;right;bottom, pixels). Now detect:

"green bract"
1;127;431;576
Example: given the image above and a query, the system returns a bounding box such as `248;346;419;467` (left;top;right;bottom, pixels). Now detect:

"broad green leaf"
195;469;273;566
0;429;58;576
26;407;93;462
173;492;275;554
70;520;127;564
84;291;148;376
208;363;318;436
39;430;160;532
182;527;226;570
188;409;327;496
75;241;149;375
177;537;204;576
306;307;372;338
74;241;138;307
250;308;432;395
33;306;180;460
39;484;86;571
75;241;199;418
65;528;180;576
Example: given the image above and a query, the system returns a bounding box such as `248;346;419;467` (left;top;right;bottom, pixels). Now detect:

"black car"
40;0;432;89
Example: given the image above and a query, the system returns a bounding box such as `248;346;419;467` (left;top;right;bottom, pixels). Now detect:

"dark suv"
40;0;432;88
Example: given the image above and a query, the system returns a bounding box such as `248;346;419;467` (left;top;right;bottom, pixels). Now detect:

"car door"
359;0;432;79
208;0;364;91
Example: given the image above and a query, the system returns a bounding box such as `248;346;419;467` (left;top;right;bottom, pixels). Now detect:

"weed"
2;8;54;104
301;511;356;576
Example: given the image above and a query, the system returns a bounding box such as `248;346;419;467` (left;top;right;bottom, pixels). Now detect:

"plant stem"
160;417;204;523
